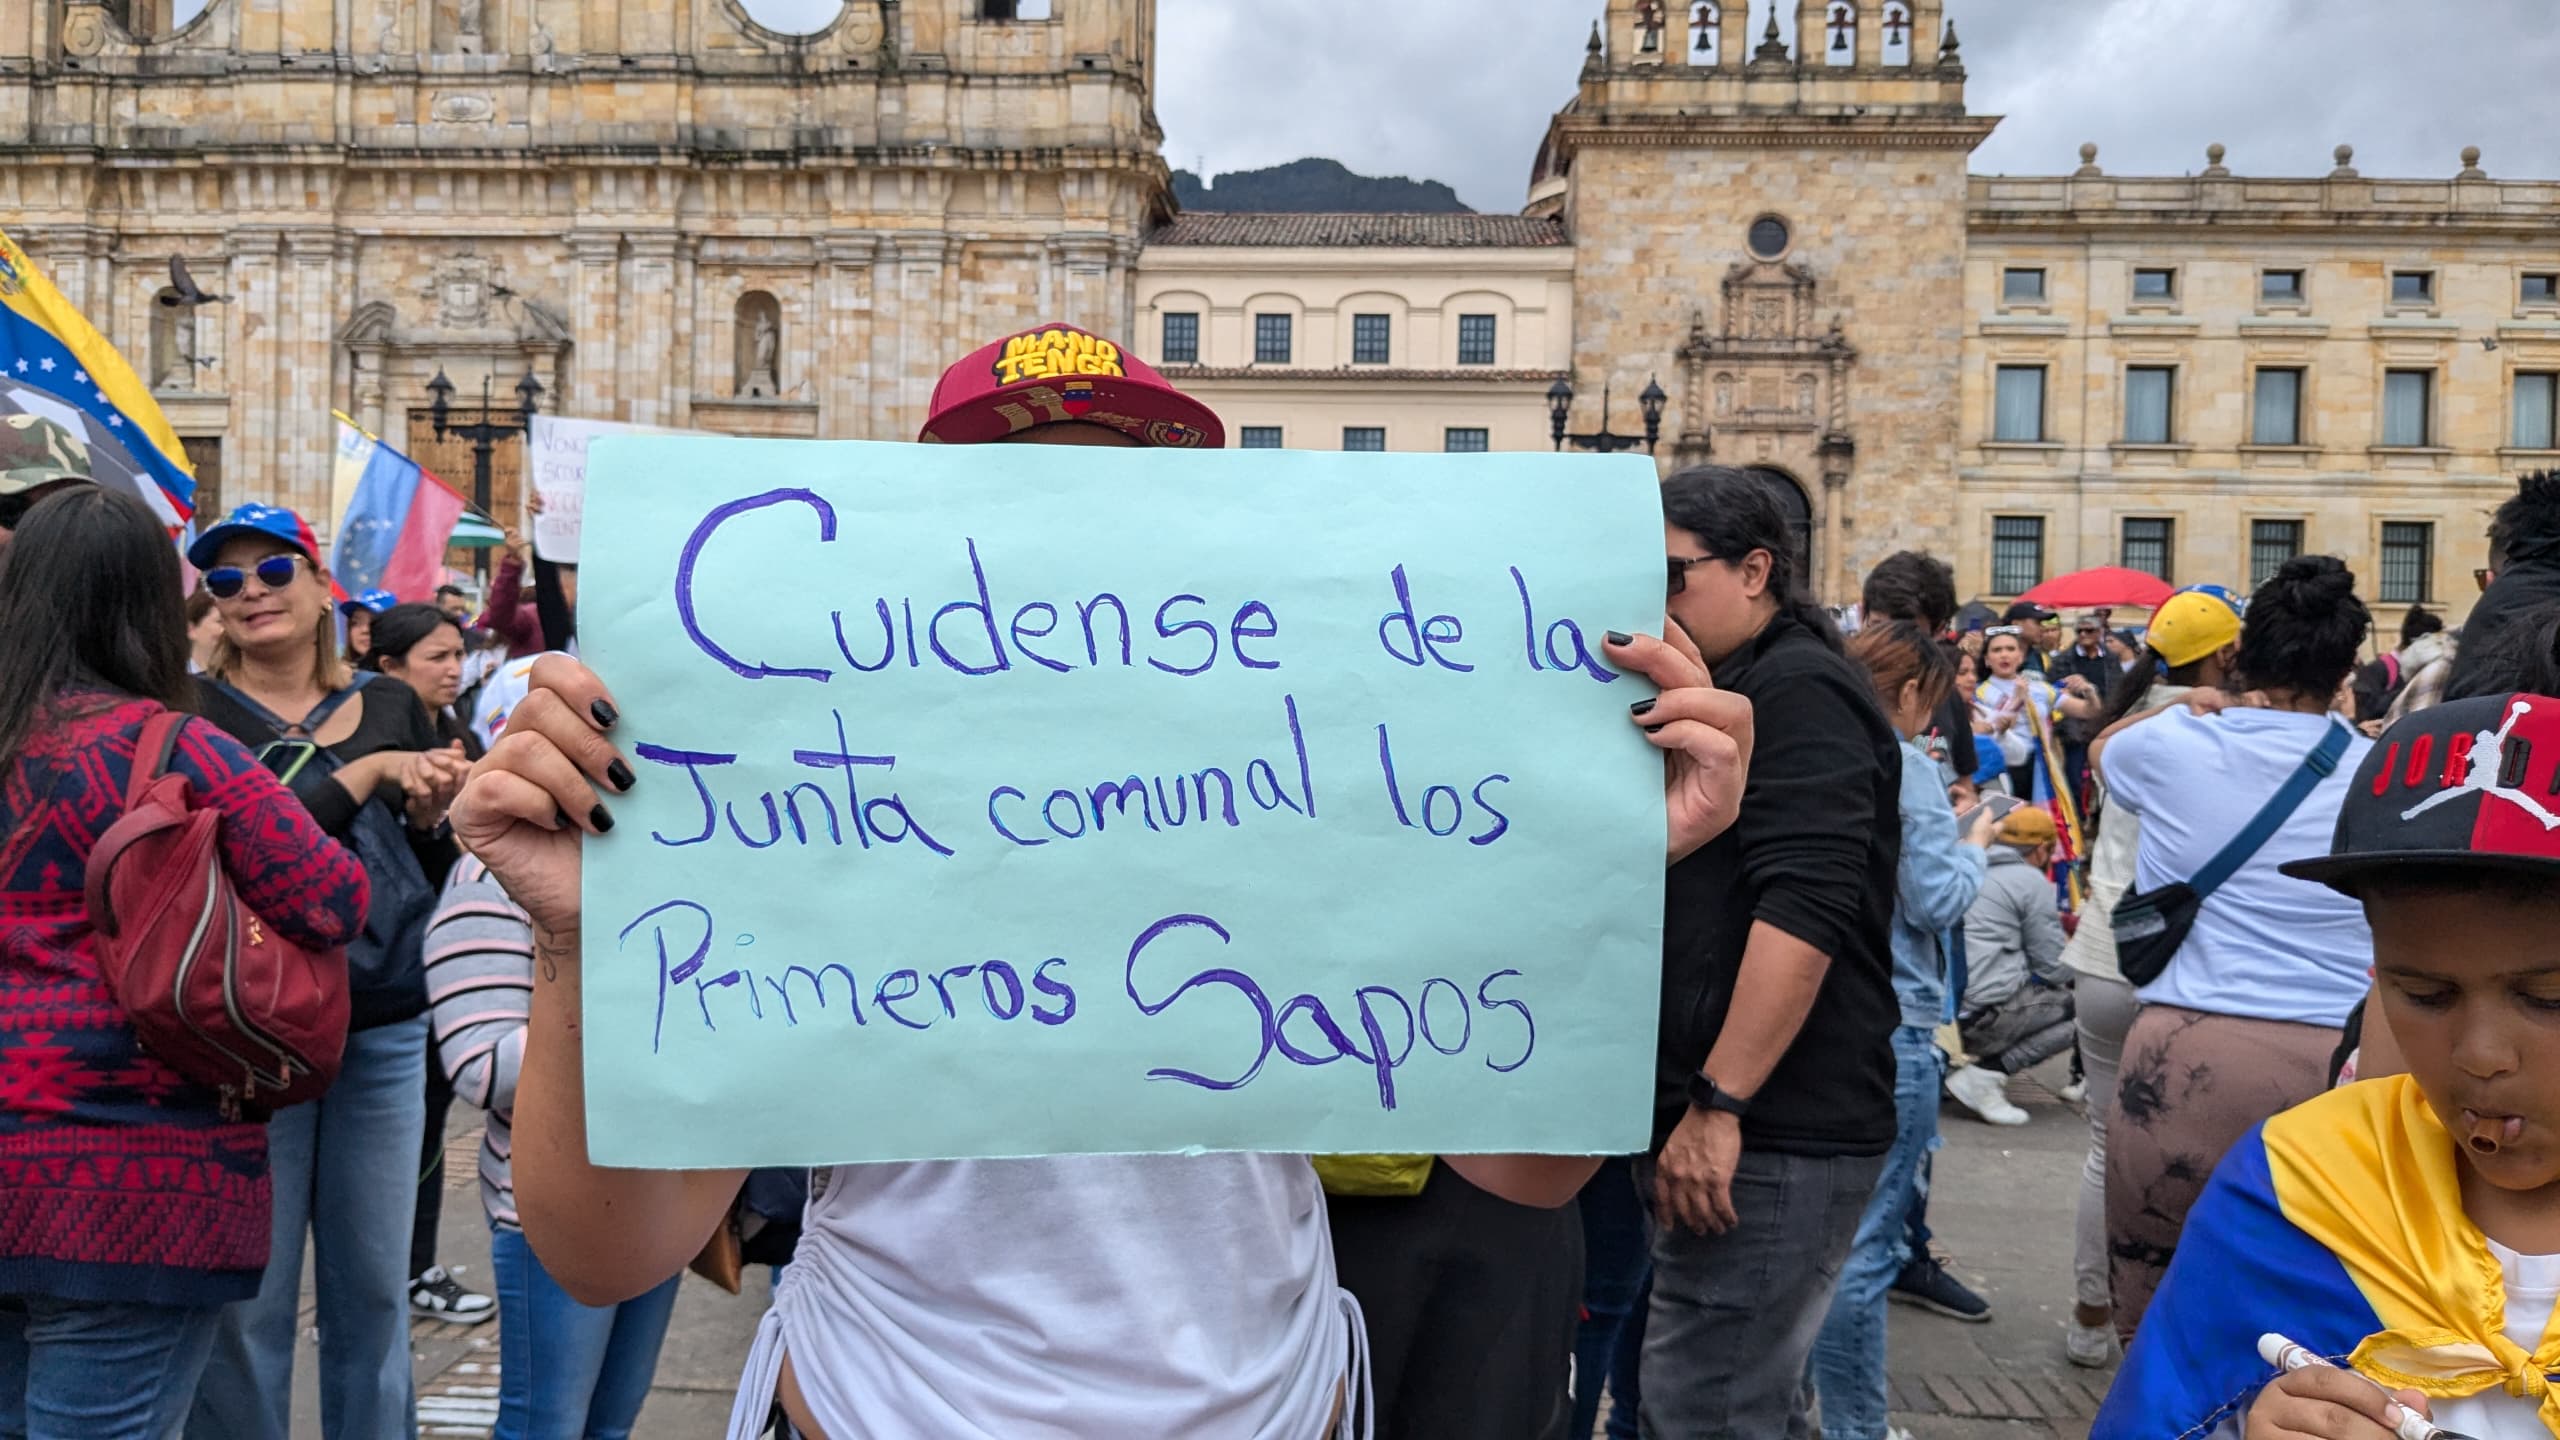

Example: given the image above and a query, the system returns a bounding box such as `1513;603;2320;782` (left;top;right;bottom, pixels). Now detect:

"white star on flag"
73;371;87;384
107;415;123;427
94;391;108;404
37;358;55;371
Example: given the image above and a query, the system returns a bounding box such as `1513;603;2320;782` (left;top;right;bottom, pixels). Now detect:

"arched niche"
735;290;783;398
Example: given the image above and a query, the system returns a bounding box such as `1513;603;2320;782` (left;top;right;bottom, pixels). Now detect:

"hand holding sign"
1603;624;1752;865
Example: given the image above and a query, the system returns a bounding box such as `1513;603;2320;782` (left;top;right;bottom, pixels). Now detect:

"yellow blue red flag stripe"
0;227;196;520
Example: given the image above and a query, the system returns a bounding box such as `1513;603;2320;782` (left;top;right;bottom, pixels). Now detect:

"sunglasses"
203;554;308;600
1667;555;1717;596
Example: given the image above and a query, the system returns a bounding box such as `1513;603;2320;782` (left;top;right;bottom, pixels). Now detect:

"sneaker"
2066;1320;2122;1368
1946;1064;2030;1126
409;1266;495;1324
1888;1251;1993;1323
2057;1077;2088;1105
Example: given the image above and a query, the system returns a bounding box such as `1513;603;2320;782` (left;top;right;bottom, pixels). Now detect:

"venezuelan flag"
2096;1076;2560;1437
0;227;195;522
329;413;465;603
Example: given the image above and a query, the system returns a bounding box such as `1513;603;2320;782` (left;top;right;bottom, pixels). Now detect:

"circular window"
1747;216;1791;260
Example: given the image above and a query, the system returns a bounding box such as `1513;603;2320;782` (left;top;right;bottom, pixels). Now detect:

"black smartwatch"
1686;1071;1752;1119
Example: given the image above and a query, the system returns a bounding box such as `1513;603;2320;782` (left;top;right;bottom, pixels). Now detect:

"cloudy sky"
719;0;2554;210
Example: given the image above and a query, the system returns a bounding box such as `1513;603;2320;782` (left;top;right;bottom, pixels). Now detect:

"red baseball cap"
918;322;1224;449
2283;692;2560;895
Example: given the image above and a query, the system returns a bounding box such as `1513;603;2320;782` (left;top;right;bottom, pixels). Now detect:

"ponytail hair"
1846;620;1955;719
1660;466;1839;653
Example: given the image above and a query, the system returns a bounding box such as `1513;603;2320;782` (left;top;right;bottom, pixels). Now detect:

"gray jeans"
1633;1148;1886;1439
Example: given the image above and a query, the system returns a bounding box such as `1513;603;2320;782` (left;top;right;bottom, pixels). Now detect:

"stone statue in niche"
737;293;782;398
1713;373;1734;416
1795;375;1817;414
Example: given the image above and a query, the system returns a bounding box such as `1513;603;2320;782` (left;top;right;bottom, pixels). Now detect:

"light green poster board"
578;437;1667;1167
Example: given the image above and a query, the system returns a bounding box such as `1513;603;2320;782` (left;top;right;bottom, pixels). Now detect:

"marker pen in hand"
2256;1334;2475;1440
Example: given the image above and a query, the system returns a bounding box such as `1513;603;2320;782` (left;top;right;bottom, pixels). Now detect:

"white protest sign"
525;416;690;563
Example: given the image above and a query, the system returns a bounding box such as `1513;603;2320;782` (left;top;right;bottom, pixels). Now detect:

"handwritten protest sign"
579;438;1669;1168
524;416;687;563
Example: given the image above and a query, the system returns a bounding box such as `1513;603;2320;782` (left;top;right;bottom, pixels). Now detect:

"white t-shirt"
2430;1239;2558;1440
2101;707;2373;1026
727;1153;1354;1440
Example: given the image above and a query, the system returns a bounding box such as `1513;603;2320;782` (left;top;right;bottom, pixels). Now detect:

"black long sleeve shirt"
1653;611;1904;1158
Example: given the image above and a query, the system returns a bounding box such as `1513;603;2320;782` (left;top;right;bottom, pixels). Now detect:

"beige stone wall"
3;0;1165;532
1960;165;2560;623
1133;241;1574;449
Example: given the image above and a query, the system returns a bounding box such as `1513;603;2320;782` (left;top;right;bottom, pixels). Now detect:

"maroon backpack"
83;711;350;1118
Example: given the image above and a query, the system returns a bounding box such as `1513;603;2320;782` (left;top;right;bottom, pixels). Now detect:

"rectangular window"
1352;314;1391;365
2252;367;2304;445
2261;269;2306;303
1457;314;1498;366
1990;516;2046;596
1253;313;1293;365
1342;427;1386;452
2123;366;2175;443
1993;365;2047;442
1238;426;1283;450
1159;312;1199;365
2250;519;2305;588
2525;273;2560;304
1443;427;1490;453
2379;522;2434;604
2001;268;2047;305
2383;369;2434;446
2132;267;2176;300
2120;518;2174;582
2390;270;2434;305
2514;372;2558;450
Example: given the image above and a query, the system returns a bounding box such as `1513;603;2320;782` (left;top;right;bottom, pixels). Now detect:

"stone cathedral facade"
1;0;1167;522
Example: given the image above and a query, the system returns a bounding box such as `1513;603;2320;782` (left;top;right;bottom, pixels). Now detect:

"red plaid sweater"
0;696;369;1305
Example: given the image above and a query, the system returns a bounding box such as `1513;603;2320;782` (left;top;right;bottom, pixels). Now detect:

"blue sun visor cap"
186;503;323;571
338;588;397;615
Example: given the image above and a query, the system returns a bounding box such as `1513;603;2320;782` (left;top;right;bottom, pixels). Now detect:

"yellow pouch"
1313;1154;1435;1198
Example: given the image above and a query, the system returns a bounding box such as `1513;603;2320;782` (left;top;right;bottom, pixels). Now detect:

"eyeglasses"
203;554;307;600
1667;555;1716;596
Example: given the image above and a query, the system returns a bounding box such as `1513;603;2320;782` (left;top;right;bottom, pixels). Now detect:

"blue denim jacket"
1891;737;1987;1029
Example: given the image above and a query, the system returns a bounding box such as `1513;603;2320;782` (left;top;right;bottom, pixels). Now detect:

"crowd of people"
2;325;2559;1440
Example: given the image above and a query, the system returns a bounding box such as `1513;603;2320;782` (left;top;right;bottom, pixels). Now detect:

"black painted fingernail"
554;806;573;831
1605;631;1634;647
606;759;636;792
589;804;615;834
1644;724;1667;735
590;699;619;729
1630;699;1657;718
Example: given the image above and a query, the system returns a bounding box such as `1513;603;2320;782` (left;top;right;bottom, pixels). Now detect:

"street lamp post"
1547;375;1669;454
428;364;543;578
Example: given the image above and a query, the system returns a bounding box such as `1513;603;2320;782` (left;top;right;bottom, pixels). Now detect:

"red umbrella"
2017;566;2174;610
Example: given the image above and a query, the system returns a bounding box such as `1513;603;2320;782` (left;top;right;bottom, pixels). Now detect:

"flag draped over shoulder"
330;413;465;603
2095;1076;2560;1438
0;227;196;522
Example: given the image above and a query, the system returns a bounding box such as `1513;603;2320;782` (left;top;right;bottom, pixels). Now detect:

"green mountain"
1171;158;1473;214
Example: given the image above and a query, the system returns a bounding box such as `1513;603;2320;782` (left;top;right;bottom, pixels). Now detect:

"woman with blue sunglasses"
182;504;473;1440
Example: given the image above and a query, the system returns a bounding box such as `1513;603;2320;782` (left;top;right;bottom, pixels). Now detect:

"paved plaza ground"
293;1057;2105;1439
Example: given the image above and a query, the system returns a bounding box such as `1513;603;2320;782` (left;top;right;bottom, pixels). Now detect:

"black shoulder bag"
2112;721;2352;988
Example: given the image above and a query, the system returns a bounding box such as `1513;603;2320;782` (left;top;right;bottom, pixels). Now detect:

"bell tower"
1548;0;1994;599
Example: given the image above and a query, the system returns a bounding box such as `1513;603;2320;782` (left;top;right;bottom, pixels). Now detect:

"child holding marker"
2093;691;2560;1440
